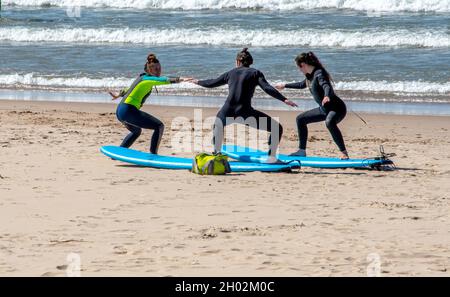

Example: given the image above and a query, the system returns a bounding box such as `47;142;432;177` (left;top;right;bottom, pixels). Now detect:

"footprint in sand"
41;271;61;277
56;265;68;270
200;249;221;255
113;246;128;255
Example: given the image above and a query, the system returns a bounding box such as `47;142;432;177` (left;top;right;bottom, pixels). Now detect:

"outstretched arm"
144;75;193;86
258;74;287;102
143;75;174;86
286;80;307;89
109;87;128;100
193;72;229;88
258;73;298;107
276;80;307;91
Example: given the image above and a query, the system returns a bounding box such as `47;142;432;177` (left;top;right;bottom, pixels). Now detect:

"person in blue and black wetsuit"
109;53;191;154
190;48;298;163
276;52;349;159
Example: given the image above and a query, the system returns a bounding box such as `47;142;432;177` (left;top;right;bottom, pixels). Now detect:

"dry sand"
0;99;449;276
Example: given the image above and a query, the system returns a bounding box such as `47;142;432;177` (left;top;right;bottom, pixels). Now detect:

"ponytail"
295;51;333;83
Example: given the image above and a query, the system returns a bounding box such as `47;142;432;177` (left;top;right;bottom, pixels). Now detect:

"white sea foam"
335;80;450;94
1;27;448;48
1;73;449;95
4;0;450;13
0;73;132;89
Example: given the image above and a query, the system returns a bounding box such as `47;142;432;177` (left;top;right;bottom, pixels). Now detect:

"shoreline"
1;88;450;116
1;98;449;120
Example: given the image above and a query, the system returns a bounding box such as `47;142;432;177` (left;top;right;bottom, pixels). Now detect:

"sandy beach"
0;99;449;276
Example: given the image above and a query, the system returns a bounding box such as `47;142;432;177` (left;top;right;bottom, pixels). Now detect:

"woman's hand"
109;91;120;101
185;78;199;84
284;99;298;107
275;83;285;91
322;96;330;105
179;77;194;82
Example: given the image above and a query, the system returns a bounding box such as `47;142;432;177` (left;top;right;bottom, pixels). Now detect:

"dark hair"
295;51;333;83
236;48;253;67
144;53;160;72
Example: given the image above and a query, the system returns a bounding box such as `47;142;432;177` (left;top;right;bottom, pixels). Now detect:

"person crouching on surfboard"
275;52;349;159
109;53;191;154
189;48;298;163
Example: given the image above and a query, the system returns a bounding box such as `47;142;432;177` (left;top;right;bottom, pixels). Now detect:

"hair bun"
147;53;157;62
145;53;160;72
236;48;253;67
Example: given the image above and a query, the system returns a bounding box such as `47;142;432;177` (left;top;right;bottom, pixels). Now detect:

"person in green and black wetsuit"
109;53;191;154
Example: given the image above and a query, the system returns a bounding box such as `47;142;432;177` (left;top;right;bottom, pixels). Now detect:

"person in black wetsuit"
276;52;349;159
190;48;298;162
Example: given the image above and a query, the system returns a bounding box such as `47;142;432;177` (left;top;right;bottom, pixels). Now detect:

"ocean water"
0;0;449;108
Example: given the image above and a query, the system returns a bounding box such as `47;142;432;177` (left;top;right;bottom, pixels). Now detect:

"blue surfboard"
222;145;393;169
100;146;299;172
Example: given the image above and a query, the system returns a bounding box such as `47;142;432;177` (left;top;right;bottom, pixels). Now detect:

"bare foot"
265;156;284;164
290;149;306;157
340;150;349;160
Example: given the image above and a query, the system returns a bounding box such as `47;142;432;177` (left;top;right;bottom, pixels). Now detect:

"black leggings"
213;107;283;157
296;106;347;152
116;103;164;154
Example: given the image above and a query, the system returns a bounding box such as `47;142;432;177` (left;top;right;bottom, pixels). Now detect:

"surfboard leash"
350;109;368;126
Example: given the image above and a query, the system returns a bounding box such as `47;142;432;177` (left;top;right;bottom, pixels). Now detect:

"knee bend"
325;119;337;129
270;120;283;137
278;124;284;137
157;122;165;132
133;128;142;137
214;117;225;128
296;114;306;126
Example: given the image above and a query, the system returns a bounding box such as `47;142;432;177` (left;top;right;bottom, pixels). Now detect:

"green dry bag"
192;153;231;175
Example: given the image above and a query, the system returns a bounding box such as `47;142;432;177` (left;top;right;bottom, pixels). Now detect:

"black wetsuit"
285;68;347;152
198;66;287;156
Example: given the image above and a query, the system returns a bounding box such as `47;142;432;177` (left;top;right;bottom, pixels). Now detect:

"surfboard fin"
371;145;396;171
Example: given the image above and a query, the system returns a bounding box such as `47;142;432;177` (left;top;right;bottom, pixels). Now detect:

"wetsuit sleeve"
143;75;174;86
257;72;287;102
197;72;229;88
316;70;335;98
168;77;181;83
285;80;307;89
